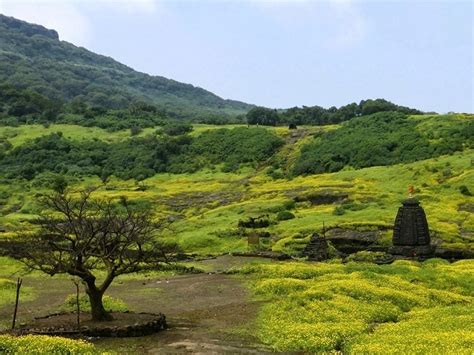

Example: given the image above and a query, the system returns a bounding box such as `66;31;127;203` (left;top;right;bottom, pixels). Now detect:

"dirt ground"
0;256;274;354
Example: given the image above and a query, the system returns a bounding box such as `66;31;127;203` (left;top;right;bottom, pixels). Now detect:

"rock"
302;233;329;261
389;245;435;258
294;190;349;205
326;228;381;254
434;248;474;260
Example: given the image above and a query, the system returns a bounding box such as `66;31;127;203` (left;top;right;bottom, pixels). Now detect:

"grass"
0;149;472;254
234;259;474;353
59;294;129;313
0;120;472;255
0;335;95;353
0;124;157;146
0;120;471;353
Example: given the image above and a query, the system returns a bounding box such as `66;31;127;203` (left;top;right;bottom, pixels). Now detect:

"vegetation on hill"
293;113;473;175
0;15;430;131
0;13;472;355
247;99;423;126
0;118;471;253
0;15;252;122
0;127;283;181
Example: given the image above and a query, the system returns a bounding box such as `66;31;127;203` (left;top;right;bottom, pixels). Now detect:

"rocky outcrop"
325;228;383;254
293;190;349;205
0;15;59;39
434;248;474;260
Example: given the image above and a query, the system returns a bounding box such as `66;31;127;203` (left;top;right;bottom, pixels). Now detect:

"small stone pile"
302;233;329;261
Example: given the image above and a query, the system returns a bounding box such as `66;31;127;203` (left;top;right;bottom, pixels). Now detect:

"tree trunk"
85;284;112;321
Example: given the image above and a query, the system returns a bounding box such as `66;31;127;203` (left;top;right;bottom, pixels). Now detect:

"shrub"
0;335;95;353
293;112;473;175
161;122;193;136
238;216;270;228
346;251;393;263
282;200;296;210
333;206;346;215
130;126;142;136
459;185;472;196
276;210;295;221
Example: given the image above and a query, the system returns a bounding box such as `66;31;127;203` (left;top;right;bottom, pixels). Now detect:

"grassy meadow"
234;259;474;353
0;116;472;254
0;115;472;353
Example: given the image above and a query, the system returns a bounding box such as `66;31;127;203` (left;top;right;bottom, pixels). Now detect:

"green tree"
246;107;280;126
11;188;178;321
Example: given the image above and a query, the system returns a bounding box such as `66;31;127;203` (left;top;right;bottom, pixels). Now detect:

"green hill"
0;14;252;120
0;115;472;253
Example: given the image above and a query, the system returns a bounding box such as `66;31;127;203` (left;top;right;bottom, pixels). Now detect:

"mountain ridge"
0;14;252;120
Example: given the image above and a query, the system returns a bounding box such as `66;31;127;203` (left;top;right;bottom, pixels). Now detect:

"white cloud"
249;0;368;49
0;0;161;47
0;0;92;46
108;0;160;14
327;0;367;48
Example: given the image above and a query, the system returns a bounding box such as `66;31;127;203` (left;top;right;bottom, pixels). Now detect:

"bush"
0;335;95;353
282;200;296;210
333;206;346;215
345;251;393;263
130;126;142;136
293;112;473;175
276;211;295;221
0;127;283;180
161;122;193;136
238;216;270;228
459;185;472;196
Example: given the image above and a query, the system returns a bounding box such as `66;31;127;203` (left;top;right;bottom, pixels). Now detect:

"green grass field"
0;119;472;253
235;259;474;353
0;118;472;353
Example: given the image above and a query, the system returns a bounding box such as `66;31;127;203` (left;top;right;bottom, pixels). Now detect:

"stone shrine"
393;198;430;246
390;198;435;257
302;233;329;261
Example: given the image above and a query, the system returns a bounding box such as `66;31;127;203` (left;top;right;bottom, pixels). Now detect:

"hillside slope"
0;15;252;120
0;117;472;253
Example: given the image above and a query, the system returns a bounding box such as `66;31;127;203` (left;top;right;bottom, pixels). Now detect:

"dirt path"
97;273;270;353
0;256;273;354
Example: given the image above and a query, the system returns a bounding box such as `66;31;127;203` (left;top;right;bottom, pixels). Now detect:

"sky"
0;0;472;113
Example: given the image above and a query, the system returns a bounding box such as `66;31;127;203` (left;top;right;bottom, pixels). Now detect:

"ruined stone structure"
302;233;329;261
391;198;434;257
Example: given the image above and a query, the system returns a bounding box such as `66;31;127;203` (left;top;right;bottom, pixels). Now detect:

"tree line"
292;112;473;175
1;83;427;131
246;99;423;126
0;127;284;182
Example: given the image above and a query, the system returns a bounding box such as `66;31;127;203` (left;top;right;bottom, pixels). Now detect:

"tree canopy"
293;112;473;175
10;188;178;321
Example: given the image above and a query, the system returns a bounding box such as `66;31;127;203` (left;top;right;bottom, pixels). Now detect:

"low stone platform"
10;312;167;338
389;245;436;258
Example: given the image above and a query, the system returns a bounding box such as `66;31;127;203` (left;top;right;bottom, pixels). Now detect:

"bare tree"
12;188;177;321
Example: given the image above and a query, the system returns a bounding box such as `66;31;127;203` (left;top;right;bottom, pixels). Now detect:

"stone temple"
393;198;430;246
390;198;434;257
